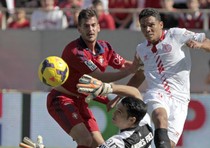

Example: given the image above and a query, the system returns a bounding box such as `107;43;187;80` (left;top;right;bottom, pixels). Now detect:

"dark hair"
139;8;161;21
121;97;147;125
78;8;98;26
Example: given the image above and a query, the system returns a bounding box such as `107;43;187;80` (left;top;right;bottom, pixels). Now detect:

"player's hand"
77;74;113;102
19;135;45;148
186;39;202;49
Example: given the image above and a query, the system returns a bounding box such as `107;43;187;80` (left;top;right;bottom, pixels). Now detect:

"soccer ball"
38;56;69;87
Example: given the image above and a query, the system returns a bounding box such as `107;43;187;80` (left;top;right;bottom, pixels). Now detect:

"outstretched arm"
186;38;210;52
77;74;142;100
89;56;140;83
111;83;142;99
127;69;145;88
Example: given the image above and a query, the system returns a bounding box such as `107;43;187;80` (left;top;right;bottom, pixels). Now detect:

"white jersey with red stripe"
136;27;205;102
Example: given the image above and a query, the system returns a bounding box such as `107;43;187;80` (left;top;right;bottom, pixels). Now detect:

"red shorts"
47;89;99;134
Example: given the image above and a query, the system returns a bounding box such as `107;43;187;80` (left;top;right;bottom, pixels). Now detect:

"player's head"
112;97;147;129
139;8;163;44
78;8;100;43
78;8;99;26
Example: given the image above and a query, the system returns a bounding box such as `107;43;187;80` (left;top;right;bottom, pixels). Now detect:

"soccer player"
77;74;153;148
46;8;139;148
126;8;210;148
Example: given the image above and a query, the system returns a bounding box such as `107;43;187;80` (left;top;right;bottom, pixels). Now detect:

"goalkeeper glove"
19;135;45;148
77;74;113;102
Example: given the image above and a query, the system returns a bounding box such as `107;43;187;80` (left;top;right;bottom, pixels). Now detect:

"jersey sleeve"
171;28;206;44
99;135;125;148
108;50;126;69
101;41;125;69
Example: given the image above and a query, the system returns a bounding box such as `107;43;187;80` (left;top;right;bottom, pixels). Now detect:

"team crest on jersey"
162;44;172;52
98;56;104;64
84;60;97;71
113;54;123;65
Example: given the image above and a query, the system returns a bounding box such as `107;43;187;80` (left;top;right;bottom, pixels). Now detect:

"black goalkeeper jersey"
99;124;153;148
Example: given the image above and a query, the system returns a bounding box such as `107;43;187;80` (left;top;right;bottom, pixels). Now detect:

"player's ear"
160;21;163;29
97;23;100;32
129;117;136;124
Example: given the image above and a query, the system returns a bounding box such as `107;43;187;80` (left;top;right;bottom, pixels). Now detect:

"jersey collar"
79;36;104;55
147;30;166;46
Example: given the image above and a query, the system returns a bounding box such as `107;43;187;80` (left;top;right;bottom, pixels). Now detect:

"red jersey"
8;20;30;29
61;37;125;94
99;13;116;30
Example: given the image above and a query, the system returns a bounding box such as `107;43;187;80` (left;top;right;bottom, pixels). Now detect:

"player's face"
140;16;163;44
78;16;100;43
112;103;135;130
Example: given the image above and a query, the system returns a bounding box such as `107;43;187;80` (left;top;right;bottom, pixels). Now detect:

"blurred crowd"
0;0;210;30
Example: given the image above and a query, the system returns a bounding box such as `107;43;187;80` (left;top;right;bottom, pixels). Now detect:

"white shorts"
143;91;189;144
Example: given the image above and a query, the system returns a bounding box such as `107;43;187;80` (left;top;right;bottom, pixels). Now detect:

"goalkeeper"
77;74;153;148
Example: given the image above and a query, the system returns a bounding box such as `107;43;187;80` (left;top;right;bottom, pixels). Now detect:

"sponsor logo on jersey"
84;60;97;71
113;54;123;65
134;132;153;147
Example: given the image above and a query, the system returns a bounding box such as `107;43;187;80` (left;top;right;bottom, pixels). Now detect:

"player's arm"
106;69;145;111
186;38;210;52
127;69;145;88
106;53;144;110
127;52;145;88
77;74;142;100
88;59;139;83
112;83;142;99
120;60;133;70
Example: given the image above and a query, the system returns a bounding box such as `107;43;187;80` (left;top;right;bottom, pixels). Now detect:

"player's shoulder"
136;40;148;50
167;27;187;35
97;40;113;49
63;38;80;53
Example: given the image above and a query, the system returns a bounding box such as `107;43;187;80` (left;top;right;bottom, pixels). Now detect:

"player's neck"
85;41;96;53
